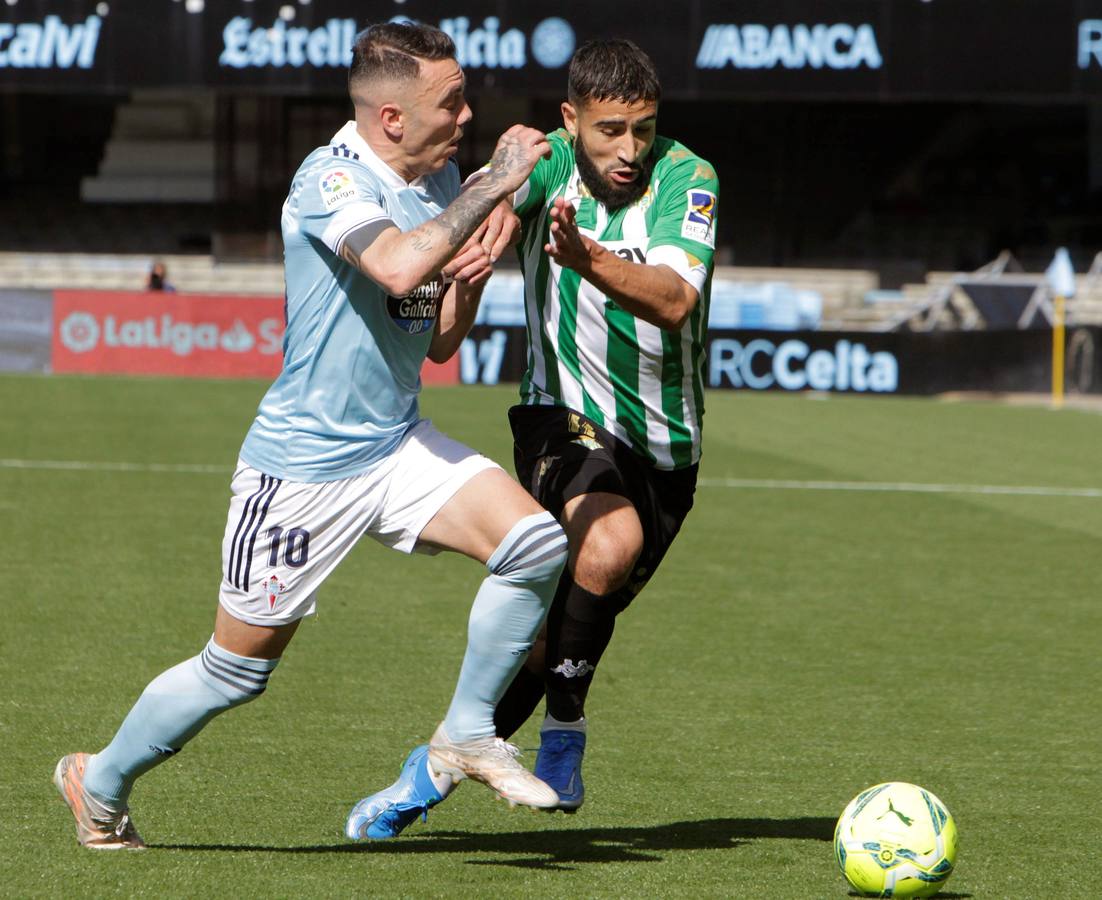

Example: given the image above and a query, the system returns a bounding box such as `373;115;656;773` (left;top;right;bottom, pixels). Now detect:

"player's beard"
574;134;655;211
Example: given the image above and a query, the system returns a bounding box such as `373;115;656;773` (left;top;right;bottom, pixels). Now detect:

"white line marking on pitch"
3;460;1099;499
0;459;227;474
698;478;1102;499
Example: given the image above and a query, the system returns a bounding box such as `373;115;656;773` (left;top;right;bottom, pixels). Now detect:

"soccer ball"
834;782;958;898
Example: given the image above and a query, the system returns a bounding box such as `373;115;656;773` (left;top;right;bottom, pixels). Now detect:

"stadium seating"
81;93;216;204
0;252;284;296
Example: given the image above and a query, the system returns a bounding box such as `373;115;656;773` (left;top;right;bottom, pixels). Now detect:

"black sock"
493;665;546;739
544;582;618;723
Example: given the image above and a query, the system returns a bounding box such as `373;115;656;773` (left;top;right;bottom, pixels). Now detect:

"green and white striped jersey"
513;129;718;470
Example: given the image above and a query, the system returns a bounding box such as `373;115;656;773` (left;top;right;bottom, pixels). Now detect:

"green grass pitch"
2;373;1100;898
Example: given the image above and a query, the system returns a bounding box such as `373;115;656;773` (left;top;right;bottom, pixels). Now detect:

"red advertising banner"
421;353;460;385
50;291;459;383
53;291;285;378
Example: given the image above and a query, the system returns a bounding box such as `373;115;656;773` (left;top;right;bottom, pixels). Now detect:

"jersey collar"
330;121;421;190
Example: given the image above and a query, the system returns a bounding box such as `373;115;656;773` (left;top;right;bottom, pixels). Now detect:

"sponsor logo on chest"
598;239;647;265
387;276;446;335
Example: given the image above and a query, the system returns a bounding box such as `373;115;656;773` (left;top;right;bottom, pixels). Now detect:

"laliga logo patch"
387;275;446;336
319;169;359;210
321;170;351;194
681;189;717;248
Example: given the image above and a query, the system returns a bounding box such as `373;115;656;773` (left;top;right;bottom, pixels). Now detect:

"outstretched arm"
545;197;698;332
343;126;549;297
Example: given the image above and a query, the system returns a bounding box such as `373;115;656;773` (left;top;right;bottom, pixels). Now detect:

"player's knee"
572;533;641;594
564;499;642;594
194;638;279;708
487;511;569;587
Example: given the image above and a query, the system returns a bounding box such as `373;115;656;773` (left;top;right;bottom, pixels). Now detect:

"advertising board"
4;1;1102;100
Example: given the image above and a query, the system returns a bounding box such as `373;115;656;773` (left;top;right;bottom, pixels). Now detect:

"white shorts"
218;419;500;626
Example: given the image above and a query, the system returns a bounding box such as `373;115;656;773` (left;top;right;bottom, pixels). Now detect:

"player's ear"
379;102;404;139
561;102;578;138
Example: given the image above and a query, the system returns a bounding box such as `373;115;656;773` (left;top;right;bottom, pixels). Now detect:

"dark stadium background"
2;1;1102;390
3;1;1100;271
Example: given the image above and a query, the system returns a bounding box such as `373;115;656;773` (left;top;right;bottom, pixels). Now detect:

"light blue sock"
442;511;568;742
83;637;279;807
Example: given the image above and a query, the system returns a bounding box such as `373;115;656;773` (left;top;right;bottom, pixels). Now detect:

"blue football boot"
534;729;586;812
345;744;446;840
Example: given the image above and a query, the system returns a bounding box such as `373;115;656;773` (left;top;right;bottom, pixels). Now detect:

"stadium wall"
0;289;52;372
3;289;1100;395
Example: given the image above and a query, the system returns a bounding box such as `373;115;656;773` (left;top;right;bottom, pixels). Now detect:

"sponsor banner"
4;1;1102;99
706;329;1069;394
460;325;1102;395
0;14;101;70
422;353;460;386
48;290;462;383
693;0;888;97
52;291;286;378
17;298;1102;392
460;326;528;387
708;332;902;392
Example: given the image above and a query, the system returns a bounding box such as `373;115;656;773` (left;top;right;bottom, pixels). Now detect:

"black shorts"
509;404;697;611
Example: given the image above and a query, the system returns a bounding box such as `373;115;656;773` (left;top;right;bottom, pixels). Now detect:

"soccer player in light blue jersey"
54;22;567;850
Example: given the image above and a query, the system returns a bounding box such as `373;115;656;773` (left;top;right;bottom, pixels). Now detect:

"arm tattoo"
417;134;525;253
339;242;361;269
434;182;501;246
410;229;434;252
484;136;525;184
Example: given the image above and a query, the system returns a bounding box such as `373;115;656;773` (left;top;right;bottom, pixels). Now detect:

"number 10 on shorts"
266;526;310;568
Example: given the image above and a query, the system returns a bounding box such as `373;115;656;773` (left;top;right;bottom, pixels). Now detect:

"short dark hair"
567;39;661;107
348;22;456;91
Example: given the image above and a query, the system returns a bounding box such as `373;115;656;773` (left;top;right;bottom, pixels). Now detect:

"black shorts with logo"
508;404;698;612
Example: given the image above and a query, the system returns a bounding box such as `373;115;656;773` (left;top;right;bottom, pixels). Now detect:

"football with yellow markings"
834;782;958;898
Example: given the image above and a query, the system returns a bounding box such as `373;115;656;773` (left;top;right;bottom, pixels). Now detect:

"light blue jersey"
240;122;460;482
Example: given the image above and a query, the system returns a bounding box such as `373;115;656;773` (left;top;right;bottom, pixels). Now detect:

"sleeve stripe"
647;244;708;296
340;218;395;257
329;215;390;255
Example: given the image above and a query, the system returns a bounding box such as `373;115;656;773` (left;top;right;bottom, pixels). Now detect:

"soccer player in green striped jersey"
354;39;717;831
491;38;718;811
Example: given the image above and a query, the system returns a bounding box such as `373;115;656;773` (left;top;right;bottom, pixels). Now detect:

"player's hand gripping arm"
343;126;549;297
427;216;500;363
545;197;699;332
460;178;524;263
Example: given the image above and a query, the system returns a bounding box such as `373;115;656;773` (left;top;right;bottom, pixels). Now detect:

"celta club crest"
263;575;286;610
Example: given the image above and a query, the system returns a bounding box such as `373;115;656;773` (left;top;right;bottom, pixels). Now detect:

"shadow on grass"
850;895;970;900
154;816;835;868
